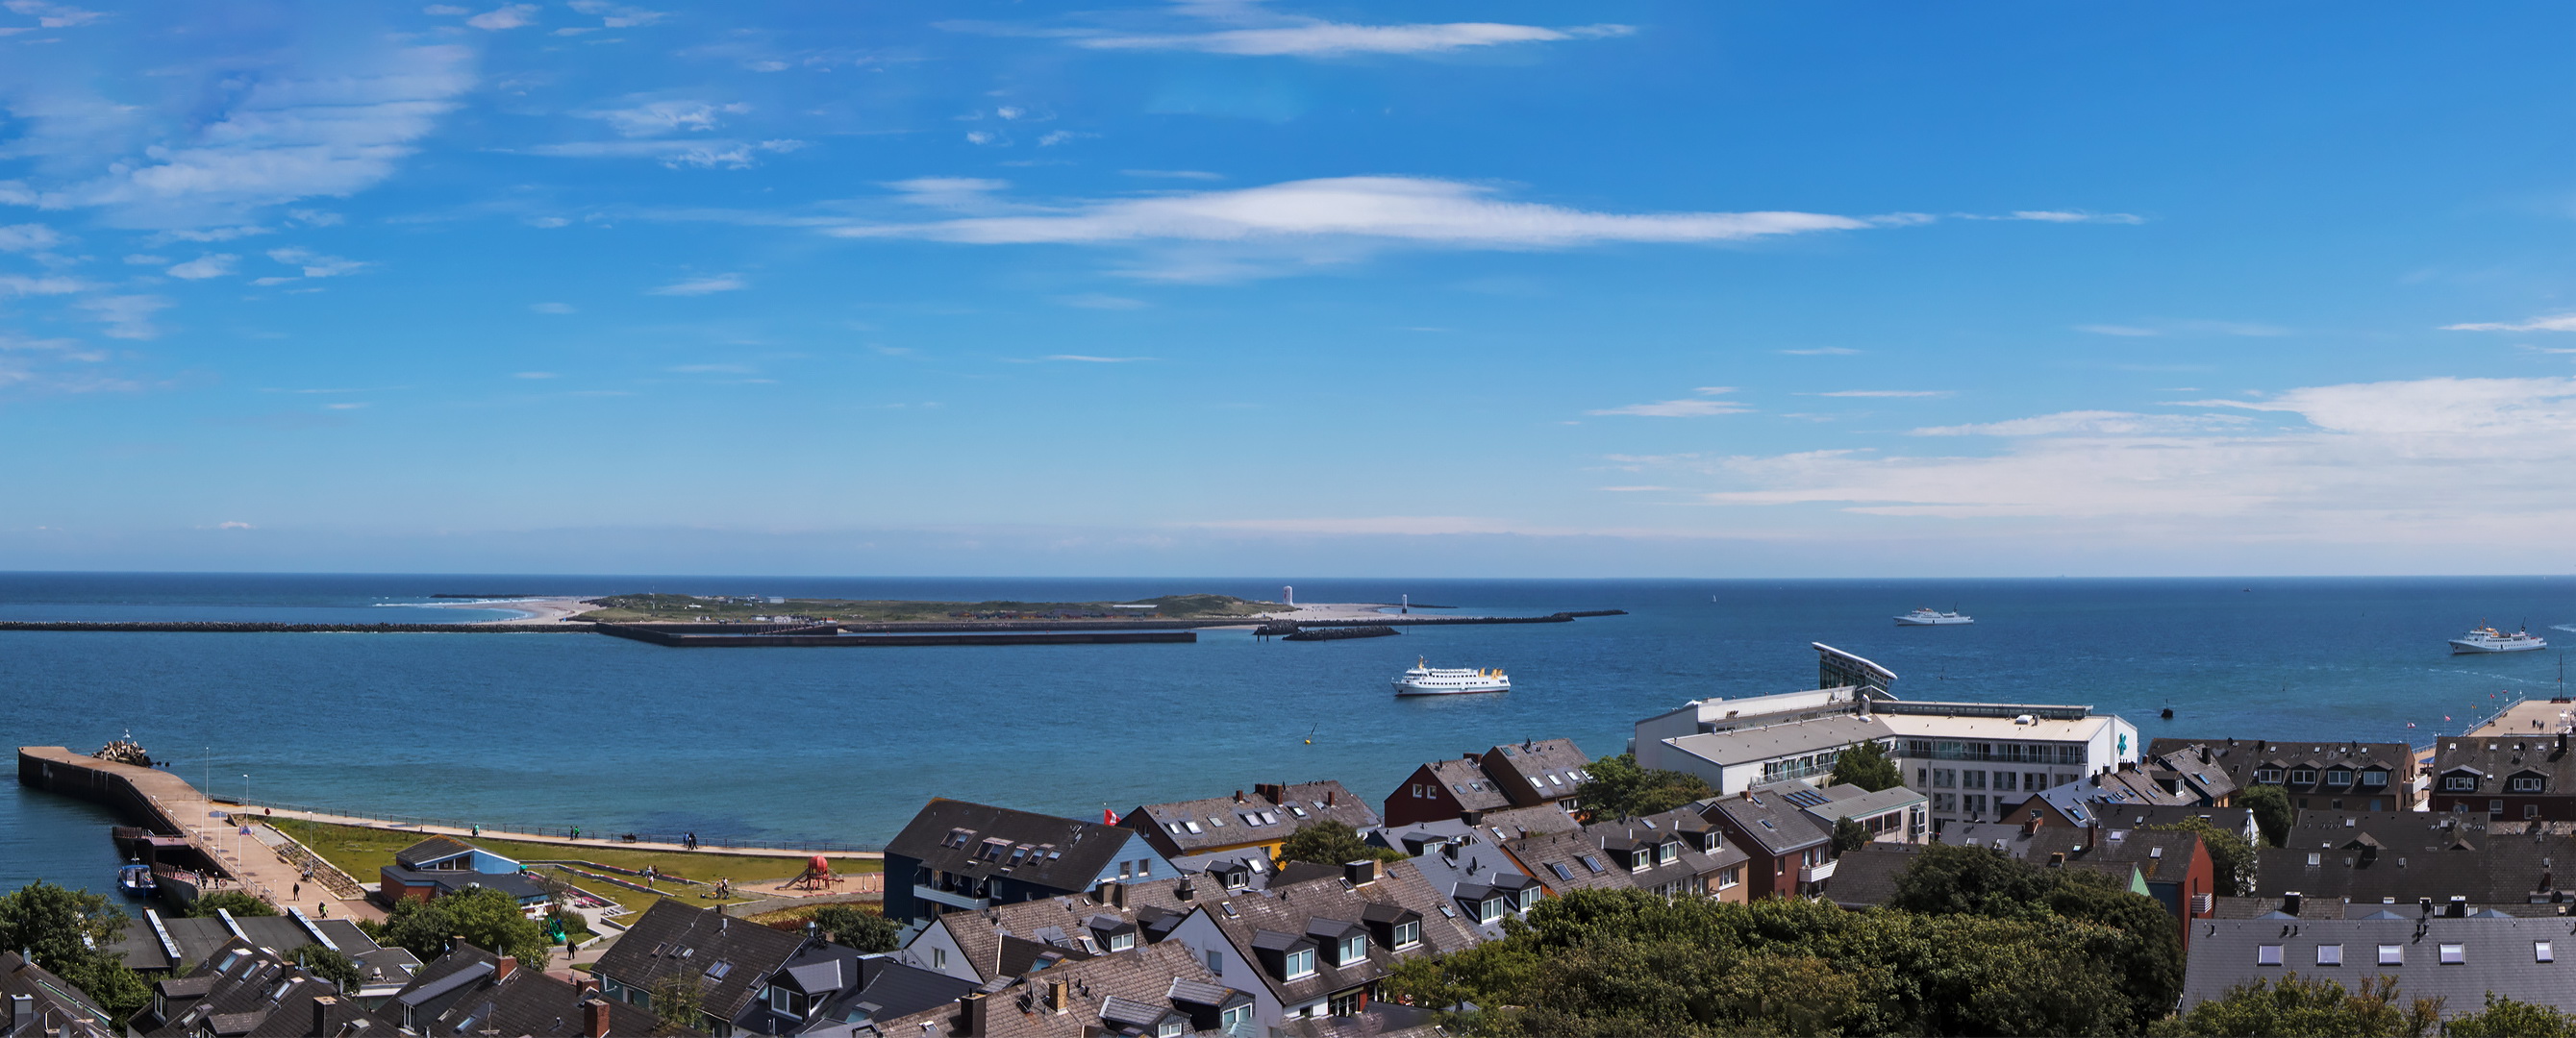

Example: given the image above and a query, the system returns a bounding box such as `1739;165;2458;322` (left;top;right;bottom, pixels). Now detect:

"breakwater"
0;621;588;632
1284;625;1400;641
595;624;1198;648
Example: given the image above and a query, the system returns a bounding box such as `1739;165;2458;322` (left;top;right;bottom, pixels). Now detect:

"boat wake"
2553;625;2576;635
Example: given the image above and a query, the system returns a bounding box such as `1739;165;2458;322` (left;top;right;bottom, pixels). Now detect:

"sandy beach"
423;596;601;625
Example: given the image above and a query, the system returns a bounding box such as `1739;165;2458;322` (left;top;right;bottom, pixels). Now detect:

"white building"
1635;644;2140;836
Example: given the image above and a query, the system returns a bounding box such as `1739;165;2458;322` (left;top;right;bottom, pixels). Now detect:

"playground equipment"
786;854;840;892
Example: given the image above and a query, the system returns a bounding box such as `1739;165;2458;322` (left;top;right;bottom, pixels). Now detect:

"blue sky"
0;1;2571;577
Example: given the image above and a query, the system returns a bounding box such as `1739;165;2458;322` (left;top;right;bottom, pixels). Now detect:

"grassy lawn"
269;819;882;916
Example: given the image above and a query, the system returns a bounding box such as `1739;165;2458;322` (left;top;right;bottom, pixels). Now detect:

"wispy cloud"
1910;410;2252;436
583;100;748;137
78;295;169;339
1588;386;1748;418
519;138;803;170
1034;20;1634;58
1122;169;1225;181
463;4;538;30
0;274;88;296
2444;312;2576;334
4;1;105;29
0;224;64;253
165;254;238;280
1960;210;2147;225
649;274;746;296
1815;389;1950;398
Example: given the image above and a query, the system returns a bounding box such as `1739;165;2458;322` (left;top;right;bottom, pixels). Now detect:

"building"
2023;827;2216;949
2430;730;2576;820
391;944;663;1037
1777;779;1929;845
0;952;114;1038
871;942;1257;1038
1364;819;1548;938
885;799;1176;930
379;836;554;918
589;900;824;1037
1502;805;1747;902
2251;815;2576;904
1636;644;2139;836
2011;795;2260;850
2148;736;2418;812
2181;915;2576;1023
1381;741;1592;828
1701;786;1838;899
1151;858;1481;1027
101;906;420;998
788;957;981;1038
133;939;402;1038
1120;782;1377;861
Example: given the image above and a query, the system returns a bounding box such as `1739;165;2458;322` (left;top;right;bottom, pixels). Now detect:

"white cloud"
78;294;169;338
216;520;254;529
1122;169;1225;181
520;136;797;170
0;274;87;295
584;100;748;136
1958;210;2146;224
526;216;572;228
265;247;367;278
165;254;238;280
0;224;63;252
464;4;538;30
2444;313;2576;334
1038;131;1095;147
1910;410;2252;436
1589;386;1748;418
1816;389;1950;398
833;176;1877;250
286;209;344;226
1073;20;1633;57
964;130;1000;146
648;274;745;296
3;1;103;28
530;302;576;314
122;254;166;265
565;0;665;27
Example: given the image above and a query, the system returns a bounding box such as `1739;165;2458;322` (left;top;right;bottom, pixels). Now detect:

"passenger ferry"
2450;624;2547;655
1393;658;1511;696
1894;606;1974;626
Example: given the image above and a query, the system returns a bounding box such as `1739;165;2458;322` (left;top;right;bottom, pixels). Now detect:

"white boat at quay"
1895;606;1974;626
1393;658;1510;696
2451;624;2546;655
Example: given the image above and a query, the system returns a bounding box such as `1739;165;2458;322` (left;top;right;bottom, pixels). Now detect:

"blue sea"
7;573;2572;896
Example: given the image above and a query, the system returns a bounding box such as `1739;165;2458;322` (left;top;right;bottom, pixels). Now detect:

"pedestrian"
570;825;580;840
293;882;300;900
471;824;480;837
316;902;328;918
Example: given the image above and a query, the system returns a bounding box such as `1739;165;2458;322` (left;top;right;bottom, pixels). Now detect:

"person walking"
292;882;301;900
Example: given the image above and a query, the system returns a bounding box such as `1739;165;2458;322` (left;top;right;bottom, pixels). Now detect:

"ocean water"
6;573;2572;895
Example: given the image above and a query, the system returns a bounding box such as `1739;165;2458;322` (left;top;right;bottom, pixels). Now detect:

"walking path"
2463;699;2576;740
263;806;883;861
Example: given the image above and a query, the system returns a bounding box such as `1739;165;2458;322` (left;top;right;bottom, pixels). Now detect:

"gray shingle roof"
137;939;403;1038
886;799;1138;894
591;900;807;1027
0;951;115;1038
2183;916;2576;1018
393;944;667;1037
1703;787;1834;856
394;835;481;870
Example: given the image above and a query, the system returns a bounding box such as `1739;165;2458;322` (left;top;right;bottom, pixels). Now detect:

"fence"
212;796;884;854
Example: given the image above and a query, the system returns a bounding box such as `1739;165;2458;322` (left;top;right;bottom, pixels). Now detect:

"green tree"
2147;817;2257;897
376;888;553;969
186;890;279;918
0;882;149;1028
812;905;900;953
1571;753;1713;821
649;975;706;1037
2445;991;2576;1037
1274;820;1405;868
287;943;363;992
2147;972;2440;1037
1831;815;1870;853
1888;842;2184;1031
2238;784;2291;847
1830;740;1903;792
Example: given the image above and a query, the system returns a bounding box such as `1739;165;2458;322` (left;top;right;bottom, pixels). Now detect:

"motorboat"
1895;607;1973;626
1393;658;1510;696
2451;624;2546;654
116;862;154;896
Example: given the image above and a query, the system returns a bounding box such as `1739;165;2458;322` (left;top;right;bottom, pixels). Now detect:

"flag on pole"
1103;807;1117;825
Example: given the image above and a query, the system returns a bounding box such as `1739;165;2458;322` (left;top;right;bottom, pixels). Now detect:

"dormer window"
2255;768;2284;783
2289;769;2317;785
1157;1021;1186;1038
941;828;973;849
1285;948;1315;979
2363;771;2388;787
2446;775;2478;791
1476;897;1506;923
1107;931;1136;952
1338;934;1367;965
2326;769;2352;785
2514;777;2544;793
1658;842;1678;864
1392;920;1420;949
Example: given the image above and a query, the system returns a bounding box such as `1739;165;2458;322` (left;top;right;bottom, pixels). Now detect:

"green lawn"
269;819;881;915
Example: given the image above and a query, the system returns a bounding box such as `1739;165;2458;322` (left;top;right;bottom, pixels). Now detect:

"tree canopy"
1830;740;1903;792
2148;973;2439;1037
1274;820;1404;868
287;943;363;992
375;888;553;969
0;881;150;1028
2238;784;2291;847
1384;888;2155;1036
1886;843;2184;1030
1572;753;1713;821
2147;817;2255;897
1831;815;1870;853
812;905;901;953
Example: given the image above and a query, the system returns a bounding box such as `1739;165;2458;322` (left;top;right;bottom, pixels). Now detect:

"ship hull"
1392;680;1509;696
1894;616;1974;626
2450;639;2545;654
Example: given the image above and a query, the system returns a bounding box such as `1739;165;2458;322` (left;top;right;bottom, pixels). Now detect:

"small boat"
2451;624;2546;655
1894;606;1973;626
1393;658;1510;696
117;862;154;896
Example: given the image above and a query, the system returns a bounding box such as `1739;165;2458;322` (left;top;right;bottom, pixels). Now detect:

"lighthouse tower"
1282;585;1294;606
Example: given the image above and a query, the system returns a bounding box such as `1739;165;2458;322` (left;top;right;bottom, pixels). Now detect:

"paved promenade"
263;806;884;861
2463;699;2576;740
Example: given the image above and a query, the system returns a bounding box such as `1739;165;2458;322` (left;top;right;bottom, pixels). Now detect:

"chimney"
493;956;516;983
2020;815;2039;837
12;993;33;1035
2282;892;2302;917
2420;897;2434;917
1343;860;1380;886
1094;880;1124;908
1046;979;1068;1013
582;995;611;1038
1175;878;1194;902
1326;790;1337;807
1233;790;1245;803
961;991;989;1035
312;995;339;1037
2450;896;2469;918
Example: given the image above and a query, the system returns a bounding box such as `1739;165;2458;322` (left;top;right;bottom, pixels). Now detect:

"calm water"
7;573;2572;893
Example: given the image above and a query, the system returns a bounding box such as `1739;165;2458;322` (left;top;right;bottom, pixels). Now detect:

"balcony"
913;885;991;911
1798;859;1837;884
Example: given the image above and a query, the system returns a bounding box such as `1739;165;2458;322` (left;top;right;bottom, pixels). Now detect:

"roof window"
1579;855;1604;874
2257;945;2283;966
941;828;973;849
704;961;732;981
2541;942;2557;964
2379;945;2403;966
2315;944;2341;967
2440;944;2465;965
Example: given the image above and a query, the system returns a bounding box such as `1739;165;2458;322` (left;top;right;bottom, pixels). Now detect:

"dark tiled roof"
1481;739;1592;805
1702;787;1833;856
393;944;667;1037
0;951;115;1038
591;900;808;1026
1126;794;1300;854
394;835;482;869
822;956;979;1026
2254;828;2576;902
1263;781;1381;830
1474;805;1584;839
1823;845;1926;907
138;939;402;1038
2434;732;2576;794
1195;861;1475;1009
2144;736;2417;796
886;799;1138;893
2207;896;2570;920
2183;916;2576;1017
1420;758;1513;812
870;942;1236;1038
2024;827;2204;882
383;866;553;902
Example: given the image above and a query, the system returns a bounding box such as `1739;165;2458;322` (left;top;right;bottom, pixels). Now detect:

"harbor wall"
596;625;1198;648
0;622;588;633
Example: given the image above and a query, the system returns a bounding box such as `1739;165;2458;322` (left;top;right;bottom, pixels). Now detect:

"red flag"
1103;808;1117;825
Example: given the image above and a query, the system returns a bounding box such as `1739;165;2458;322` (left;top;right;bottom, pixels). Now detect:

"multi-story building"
1118;781;1376;862
2148;736;2418;812
1701;785;1838;899
1382;739;1594;828
884;799;1175;932
1500;805;1747;903
2430;730;2576;820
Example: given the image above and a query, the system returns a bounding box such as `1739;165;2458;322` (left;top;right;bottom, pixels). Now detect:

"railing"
213;796;884;854
2462;693;2530;736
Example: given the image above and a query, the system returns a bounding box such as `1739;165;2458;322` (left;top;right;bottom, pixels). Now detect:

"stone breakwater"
0;621;592;632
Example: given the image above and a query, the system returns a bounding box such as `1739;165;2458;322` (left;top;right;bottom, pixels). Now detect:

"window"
1221;1005;1251;1030
2363;771;2388;787
1284;948;1315;979
1579;855;1604;874
2540;942;2556;963
1477;898;1505;923
1207;815;1225;828
1164;822;1184;834
2439;944;2465;965
2379;945;2402;966
1340;934;1368;965
2256;768;2284;783
2445;775;2476;791
1119;861;1133;878
1138;859;1152;878
2492;800;2507;815
2307;853;2323;866
1158;1021;1186;1038
2290;769;2317;785
1328;990;1365;1018
2531;805;2543;820
2327;769;2351;785
934;948;947;970
1207;949;1223;976
941;828;972;849
2257;945;2283;966
1547;862;1573;881
1963;770;1986;790
2315;945;2342;966
1393;920;1420;949
2515;778;2544;793
1107;932;1136;952
1934;769;1957;788
1185;820;1202;833
1933;793;1957;812
1718;866;1741;890
1659;842;1678;864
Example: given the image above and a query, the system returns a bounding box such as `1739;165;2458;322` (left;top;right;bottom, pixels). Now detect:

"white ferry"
1393;658;1510;696
2450;624;2547;655
1894;606;1974;626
